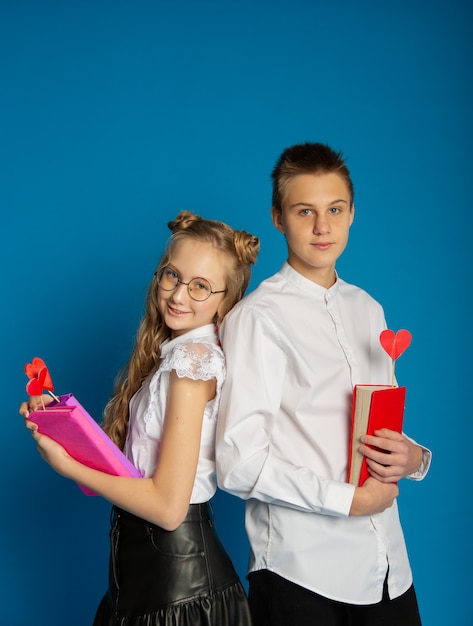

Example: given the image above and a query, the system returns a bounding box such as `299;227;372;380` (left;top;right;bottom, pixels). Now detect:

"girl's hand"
19;394;53;419
25;420;73;477
21;397;73;478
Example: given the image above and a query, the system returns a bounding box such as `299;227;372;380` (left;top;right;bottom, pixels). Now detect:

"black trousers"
248;570;421;626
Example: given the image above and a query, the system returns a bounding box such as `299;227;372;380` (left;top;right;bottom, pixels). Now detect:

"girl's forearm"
62;458;189;530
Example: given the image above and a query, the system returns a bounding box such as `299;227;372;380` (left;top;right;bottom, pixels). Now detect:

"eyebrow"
288;199;350;209
166;264;214;284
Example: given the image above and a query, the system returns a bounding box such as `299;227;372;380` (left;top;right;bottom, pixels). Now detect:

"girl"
21;210;260;626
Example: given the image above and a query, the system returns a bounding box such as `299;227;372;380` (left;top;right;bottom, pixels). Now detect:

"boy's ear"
350;203;355;226
271;206;286;234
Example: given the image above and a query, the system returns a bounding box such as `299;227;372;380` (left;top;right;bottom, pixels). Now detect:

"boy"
216;142;431;625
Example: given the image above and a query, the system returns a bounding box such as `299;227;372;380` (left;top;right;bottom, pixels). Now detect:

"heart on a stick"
380;329;412;361
26;366;48;396
25;357;54;391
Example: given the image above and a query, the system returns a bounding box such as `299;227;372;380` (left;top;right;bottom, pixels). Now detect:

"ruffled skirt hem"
93;580;252;626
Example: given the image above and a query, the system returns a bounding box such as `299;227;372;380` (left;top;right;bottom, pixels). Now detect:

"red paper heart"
24;357;54;391
380;329;412;361
26;366;48;396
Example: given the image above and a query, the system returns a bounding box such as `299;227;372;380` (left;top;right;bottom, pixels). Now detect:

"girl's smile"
157;238;228;338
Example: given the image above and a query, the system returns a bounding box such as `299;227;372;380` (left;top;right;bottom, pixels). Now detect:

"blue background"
1;1;471;624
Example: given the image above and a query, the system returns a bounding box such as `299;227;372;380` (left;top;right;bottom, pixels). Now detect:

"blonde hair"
102;210;260;448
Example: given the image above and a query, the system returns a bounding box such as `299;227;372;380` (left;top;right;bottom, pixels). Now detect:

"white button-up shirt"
216;263;430;604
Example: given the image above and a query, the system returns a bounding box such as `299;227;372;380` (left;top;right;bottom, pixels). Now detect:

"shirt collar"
279;262;340;298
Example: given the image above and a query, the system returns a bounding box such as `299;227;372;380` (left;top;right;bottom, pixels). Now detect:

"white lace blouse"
124;324;225;504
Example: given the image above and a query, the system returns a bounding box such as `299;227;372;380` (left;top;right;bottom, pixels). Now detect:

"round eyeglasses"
157;266;227;302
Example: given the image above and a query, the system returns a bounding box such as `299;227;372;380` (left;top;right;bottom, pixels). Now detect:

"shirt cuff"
407;447;432;481
324;481;356;517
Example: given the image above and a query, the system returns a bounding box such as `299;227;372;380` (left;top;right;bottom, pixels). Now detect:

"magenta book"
28;393;142;496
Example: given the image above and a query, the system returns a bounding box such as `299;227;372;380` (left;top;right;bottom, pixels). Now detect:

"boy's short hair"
271;142;354;211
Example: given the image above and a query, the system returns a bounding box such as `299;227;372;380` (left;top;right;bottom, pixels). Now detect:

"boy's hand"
350;477;399;516
359;428;423;483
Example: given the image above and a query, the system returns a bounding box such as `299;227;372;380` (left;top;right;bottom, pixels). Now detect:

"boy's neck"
287;260;337;289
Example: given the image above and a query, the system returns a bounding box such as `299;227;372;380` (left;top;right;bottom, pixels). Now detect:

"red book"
27;393;142;495
347;385;406;486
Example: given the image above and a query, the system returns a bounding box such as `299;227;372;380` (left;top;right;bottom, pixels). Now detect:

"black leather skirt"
92;503;252;626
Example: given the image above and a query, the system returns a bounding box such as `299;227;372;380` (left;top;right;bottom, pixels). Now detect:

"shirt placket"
325;289;360;386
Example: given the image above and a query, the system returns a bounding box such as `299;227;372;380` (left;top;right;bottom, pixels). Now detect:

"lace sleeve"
161;341;225;384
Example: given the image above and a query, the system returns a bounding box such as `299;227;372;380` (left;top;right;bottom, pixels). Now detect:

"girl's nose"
170;282;188;302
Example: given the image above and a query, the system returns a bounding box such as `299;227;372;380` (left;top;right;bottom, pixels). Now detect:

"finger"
366;458;403;482
361;433;394;447
25;419;38;434
19;402;30;418
373;428;404;441
361;435;405;455
367;468;398;483
359;443;394;462
29;395;45;410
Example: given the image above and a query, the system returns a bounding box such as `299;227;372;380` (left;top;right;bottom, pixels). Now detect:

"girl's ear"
271;206;286;234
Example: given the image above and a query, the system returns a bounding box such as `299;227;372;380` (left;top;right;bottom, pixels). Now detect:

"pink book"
28;393;142;495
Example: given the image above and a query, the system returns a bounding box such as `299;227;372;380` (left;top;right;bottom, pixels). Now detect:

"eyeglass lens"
158;268;212;301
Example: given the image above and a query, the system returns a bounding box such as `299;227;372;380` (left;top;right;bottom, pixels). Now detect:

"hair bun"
168;210;202;233
233;230;260;265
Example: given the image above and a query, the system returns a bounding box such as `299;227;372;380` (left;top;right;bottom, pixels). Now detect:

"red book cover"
27;393;142;495
347;385;406;486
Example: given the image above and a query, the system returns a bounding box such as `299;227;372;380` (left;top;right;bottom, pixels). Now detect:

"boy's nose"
313;216;329;235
